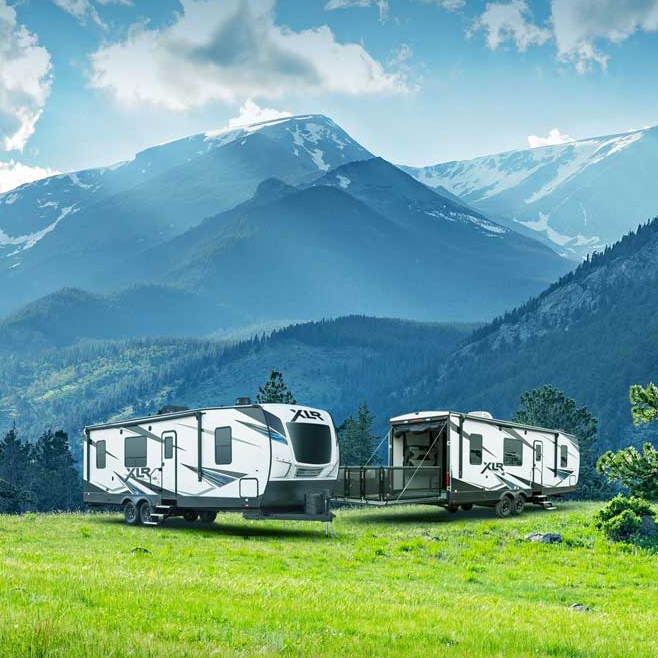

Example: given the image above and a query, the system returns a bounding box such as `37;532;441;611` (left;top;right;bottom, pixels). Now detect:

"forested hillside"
414;217;658;450
0;316;474;459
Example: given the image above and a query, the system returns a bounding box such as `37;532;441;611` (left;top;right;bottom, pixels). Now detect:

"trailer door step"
533;495;558;510
144;504;173;525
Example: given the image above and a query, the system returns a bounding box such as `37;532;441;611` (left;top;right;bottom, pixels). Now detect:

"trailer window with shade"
503;437;523;466
125;436;147;467
96;440;106;469
214;427;232;464
469;434;483;465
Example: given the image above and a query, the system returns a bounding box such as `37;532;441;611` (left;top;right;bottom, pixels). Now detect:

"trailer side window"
125;436;147;467
96;440;106;469
469;434;483;465
560;445;568;467
503;437;523;466
535;443;542;462
163;431;175;460
215;427;232;464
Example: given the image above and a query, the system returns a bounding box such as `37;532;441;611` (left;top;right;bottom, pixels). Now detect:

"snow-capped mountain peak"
402;125;658;259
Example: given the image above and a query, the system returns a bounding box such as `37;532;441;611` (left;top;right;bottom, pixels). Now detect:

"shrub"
595;494;655;542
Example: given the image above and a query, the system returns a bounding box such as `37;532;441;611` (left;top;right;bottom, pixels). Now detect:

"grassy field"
1;502;656;658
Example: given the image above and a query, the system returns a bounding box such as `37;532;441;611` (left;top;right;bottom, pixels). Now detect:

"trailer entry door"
161;430;177;499
532;440;543;488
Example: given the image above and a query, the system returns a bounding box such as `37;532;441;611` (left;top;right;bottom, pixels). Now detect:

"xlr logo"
126;467;152;479
291;409;324;422
481;462;504;475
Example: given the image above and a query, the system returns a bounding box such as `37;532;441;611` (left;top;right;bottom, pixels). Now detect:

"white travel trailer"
334;410;579;517
83;401;339;526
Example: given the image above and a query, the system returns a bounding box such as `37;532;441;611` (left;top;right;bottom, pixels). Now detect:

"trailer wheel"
495;495;513;518
511;494;525;516
199;511;217;523
461;504;473;511
447;505;459;513
183;510;198;522
124;500;139;526
138;500;152;525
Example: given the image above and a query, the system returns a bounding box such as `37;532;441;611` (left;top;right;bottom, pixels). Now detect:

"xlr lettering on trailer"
290;409;324;422
481;462;504;475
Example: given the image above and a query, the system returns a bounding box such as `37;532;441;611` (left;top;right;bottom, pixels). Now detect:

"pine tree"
0;427;33;513
31;429;82;511
596;380;658;501
513;385;607;499
338;402;378;465
256;370;297;404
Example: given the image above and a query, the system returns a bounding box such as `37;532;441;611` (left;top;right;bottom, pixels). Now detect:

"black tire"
199;511;217;523
124;500;139;526
512;495;525;516
138;500;152;525
447;505;459;513
495;496;513;518
461;503;473;511
183;510;198;522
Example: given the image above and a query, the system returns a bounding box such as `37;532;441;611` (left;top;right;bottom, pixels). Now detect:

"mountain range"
403;125;658;259
0;114;570;329
3;216;658;454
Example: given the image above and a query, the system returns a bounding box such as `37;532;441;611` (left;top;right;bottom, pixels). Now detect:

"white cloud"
551;0;658;72
527;128;574;148
0;159;58;193
227;99;291;128
89;0;406;110
0;1;52;152
416;0;466;10
470;0;551;51
49;0;133;26
325;0;370;8
49;0;104;27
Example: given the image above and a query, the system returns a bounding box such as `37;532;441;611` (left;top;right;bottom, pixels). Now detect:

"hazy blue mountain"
0;115;371;317
0;286;240;351
402;126;658;259
126;158;571;324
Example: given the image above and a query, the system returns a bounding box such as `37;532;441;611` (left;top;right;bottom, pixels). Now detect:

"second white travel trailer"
334;410;579;516
83;401;339;526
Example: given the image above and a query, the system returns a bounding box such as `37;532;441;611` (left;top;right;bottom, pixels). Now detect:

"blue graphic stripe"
238;420;288;444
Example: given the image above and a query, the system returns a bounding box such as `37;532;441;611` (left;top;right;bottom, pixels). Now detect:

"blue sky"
1;0;658;192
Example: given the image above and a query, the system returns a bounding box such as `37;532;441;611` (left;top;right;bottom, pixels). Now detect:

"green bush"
594;494;655;542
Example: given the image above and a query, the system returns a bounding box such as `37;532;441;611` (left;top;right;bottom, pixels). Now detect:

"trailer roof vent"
468;411;493;419
235;397;252;406
157;405;189;415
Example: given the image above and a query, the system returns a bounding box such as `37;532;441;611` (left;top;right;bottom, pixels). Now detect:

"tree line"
0;428;81;513
1;369;655;515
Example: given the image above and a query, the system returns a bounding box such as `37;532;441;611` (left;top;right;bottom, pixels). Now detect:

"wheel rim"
139;501;151;524
125;502;137;523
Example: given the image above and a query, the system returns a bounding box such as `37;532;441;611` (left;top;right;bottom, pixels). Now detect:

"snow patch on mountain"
425;208;508;236
518;212;602;248
409;127;649;206
0;205;78;251
337;175;351;188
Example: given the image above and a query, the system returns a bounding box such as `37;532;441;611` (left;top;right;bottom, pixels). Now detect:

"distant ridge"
402;125;658;259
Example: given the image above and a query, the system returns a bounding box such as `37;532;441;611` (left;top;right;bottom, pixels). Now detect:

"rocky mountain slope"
413;216;658;449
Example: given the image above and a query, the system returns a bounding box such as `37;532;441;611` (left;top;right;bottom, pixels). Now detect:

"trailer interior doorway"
390;419;447;496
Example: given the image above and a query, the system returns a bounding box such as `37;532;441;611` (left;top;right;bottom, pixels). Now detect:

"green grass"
0;502;656;657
